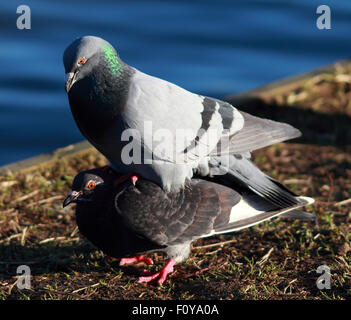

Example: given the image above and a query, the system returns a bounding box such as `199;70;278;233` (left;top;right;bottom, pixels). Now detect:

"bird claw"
137;259;175;285
119;254;154;266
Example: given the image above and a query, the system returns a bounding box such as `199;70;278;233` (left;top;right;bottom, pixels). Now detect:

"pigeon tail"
208;155;300;209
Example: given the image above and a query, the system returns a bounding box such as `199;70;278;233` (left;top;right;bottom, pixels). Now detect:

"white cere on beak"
65;72;77;92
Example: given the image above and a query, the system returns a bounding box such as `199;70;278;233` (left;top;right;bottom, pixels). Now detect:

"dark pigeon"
63;166;315;284
63;35;304;211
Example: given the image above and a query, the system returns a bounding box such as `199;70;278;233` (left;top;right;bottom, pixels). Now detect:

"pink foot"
137;259;176;285
113;173;138;186
119;254;154;266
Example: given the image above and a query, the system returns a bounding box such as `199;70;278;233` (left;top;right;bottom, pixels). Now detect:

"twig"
72;283;100;294
39;236;80;244
60;237;80;243
39;236;66;244
192;239;236;250
34;287;82;298
0;208;15;216
0;233;22;244
313;233;320;240
70;226;79;237
25;195;63;207
13;190;40;204
257;247;274;267
204;248;222;255
0;181;18;188
336;256;350;268
20;227;28;246
8;280;18;295
335;198;351;207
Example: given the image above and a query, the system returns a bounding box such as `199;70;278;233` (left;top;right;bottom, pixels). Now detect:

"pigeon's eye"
87;181;96;190
77;57;87;65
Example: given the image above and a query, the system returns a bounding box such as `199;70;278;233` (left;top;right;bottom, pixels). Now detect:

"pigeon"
63;166;315;284
63;35;304;214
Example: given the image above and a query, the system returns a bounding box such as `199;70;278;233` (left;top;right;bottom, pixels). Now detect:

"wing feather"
123;70;245;165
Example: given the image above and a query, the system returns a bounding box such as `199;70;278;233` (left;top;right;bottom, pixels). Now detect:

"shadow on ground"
227;96;351;147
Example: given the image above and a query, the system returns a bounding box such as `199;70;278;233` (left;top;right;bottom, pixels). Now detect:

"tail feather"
204;195;314;237
209;155;300;209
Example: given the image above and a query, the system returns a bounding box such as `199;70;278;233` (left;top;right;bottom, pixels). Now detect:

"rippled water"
0;0;350;166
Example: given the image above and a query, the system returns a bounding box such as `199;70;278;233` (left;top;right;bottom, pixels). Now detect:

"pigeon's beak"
65;72;77;93
63;190;82;207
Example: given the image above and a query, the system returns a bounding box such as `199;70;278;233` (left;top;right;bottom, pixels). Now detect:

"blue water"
0;0;350;166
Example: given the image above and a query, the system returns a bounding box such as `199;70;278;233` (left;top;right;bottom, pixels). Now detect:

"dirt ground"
0;63;350;300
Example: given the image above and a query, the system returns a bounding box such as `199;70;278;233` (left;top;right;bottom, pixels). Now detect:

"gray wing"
211;108;301;156
123;71;300;164
115;179;315;247
114;179;240;246
122;70;244;165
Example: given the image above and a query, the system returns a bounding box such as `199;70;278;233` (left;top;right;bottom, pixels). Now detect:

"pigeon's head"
63;166;115;207
63;35;124;93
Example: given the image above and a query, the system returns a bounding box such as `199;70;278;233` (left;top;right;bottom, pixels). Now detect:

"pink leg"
137;259;176;285
119;254;154;266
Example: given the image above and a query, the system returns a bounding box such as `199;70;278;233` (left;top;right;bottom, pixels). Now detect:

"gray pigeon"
63;36;303;211
63;166;315;284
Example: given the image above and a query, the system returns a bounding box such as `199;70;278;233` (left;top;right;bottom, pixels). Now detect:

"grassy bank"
0;63;350;300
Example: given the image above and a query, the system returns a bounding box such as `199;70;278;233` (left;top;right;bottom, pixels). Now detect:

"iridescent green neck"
102;44;123;76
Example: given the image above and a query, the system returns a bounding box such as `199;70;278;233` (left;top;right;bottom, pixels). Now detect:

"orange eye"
87;181;95;190
78;57;87;65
